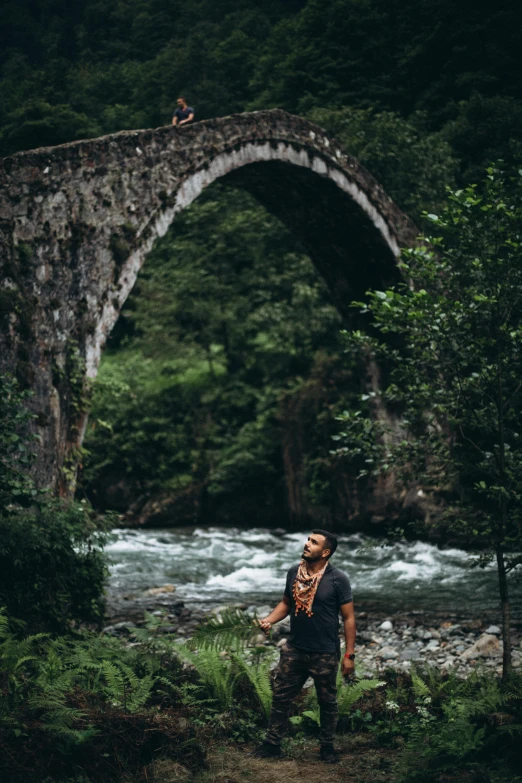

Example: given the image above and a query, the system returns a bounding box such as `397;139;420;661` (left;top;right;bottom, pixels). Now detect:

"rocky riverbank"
104;585;522;678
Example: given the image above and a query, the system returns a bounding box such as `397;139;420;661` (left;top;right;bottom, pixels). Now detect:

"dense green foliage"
2;0;520;530
79;130;454;527
3;607;521;783
0;371;108;633
80;186;361;526
335;167;522;678
1;0;521;180
0;501;109;633
0;610;206;782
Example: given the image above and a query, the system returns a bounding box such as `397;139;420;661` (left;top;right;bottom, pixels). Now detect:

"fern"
187;608;261;650
338;674;386;715
300;672;385;725
230;649;275;720
173;644;236;710
99;660;155;713
411;664;461;704
411;671;431;701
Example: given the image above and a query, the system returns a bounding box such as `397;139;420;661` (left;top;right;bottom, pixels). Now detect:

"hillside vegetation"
1;0;521;528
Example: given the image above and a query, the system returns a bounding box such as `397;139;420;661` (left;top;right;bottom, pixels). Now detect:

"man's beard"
302;551;321;562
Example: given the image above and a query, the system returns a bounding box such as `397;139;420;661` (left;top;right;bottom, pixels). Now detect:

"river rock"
255;605;273;619
102;621;136;635
401;648;421;661
253;633;269;646
157;625;180;635
460;633;499;660
442;656;456;667
145;584;176;595
379;646;399;660
485;625;501;635
379;620;394;631
440;625;462;641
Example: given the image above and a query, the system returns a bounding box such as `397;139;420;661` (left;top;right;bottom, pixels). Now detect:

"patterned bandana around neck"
292;559;329;617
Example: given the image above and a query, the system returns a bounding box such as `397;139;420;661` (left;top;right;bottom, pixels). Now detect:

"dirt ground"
191;735;398;783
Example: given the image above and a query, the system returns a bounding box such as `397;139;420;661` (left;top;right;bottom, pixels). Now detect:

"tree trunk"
496;546;512;682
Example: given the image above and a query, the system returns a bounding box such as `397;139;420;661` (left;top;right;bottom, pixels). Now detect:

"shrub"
0;501;110;633
0;611;205;783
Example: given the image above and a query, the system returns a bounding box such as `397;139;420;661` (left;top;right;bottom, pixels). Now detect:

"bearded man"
254;529;355;763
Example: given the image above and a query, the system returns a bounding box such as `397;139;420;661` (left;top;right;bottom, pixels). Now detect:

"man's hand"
258;618;272;634
341;655;355;678
256;597;290;635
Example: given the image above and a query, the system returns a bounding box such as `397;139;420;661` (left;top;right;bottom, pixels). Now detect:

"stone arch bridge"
0;109;417;493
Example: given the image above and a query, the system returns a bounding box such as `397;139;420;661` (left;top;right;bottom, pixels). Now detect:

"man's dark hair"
177;96;187;102
311;529;338;558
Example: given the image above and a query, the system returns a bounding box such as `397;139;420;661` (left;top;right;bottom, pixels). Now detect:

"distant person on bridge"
254;530;356;764
172;97;195;127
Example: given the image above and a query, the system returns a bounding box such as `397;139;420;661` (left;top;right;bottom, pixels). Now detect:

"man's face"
302;533;329;562
177;98;186;109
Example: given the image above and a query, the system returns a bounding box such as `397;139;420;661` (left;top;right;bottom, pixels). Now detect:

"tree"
335;167;522;680
307;106;457;220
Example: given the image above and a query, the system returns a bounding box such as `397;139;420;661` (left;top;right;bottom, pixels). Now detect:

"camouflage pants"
265;642;339;746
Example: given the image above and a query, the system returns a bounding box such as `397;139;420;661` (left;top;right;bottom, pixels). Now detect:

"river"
105;527;522;621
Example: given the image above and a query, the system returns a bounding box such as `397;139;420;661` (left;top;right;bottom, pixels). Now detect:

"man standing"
255;529;355;763
172;97;195;127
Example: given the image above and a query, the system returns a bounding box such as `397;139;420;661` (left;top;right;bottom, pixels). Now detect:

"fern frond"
187;608;260;651
230;650;275;720
337;676;386;715
174;643;236;709
411;671;431;701
497;723;522;737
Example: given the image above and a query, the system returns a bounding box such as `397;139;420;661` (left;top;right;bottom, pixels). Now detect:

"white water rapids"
106;527;522;618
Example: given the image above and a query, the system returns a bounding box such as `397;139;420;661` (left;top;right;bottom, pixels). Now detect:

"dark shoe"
320;744;340;764
251;742;282;759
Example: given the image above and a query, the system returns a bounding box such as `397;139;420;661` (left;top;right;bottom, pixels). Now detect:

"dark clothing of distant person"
173;105;194;124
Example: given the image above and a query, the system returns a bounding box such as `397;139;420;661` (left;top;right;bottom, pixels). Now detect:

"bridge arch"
0;109;417;491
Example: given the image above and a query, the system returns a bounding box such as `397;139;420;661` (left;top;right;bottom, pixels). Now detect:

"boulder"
379;620;394;631
460;633;500;660
145;584;176;595
485;625;501;635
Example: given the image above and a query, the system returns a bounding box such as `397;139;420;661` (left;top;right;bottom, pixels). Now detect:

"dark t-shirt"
284;562;353;654
173;106;194;124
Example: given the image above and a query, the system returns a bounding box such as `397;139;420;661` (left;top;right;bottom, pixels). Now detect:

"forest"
1;2;522;782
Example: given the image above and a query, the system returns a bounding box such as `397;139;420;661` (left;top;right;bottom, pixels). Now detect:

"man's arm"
172;115;178;126
178;112;194;126
258;595;290;632
340;601;356;676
